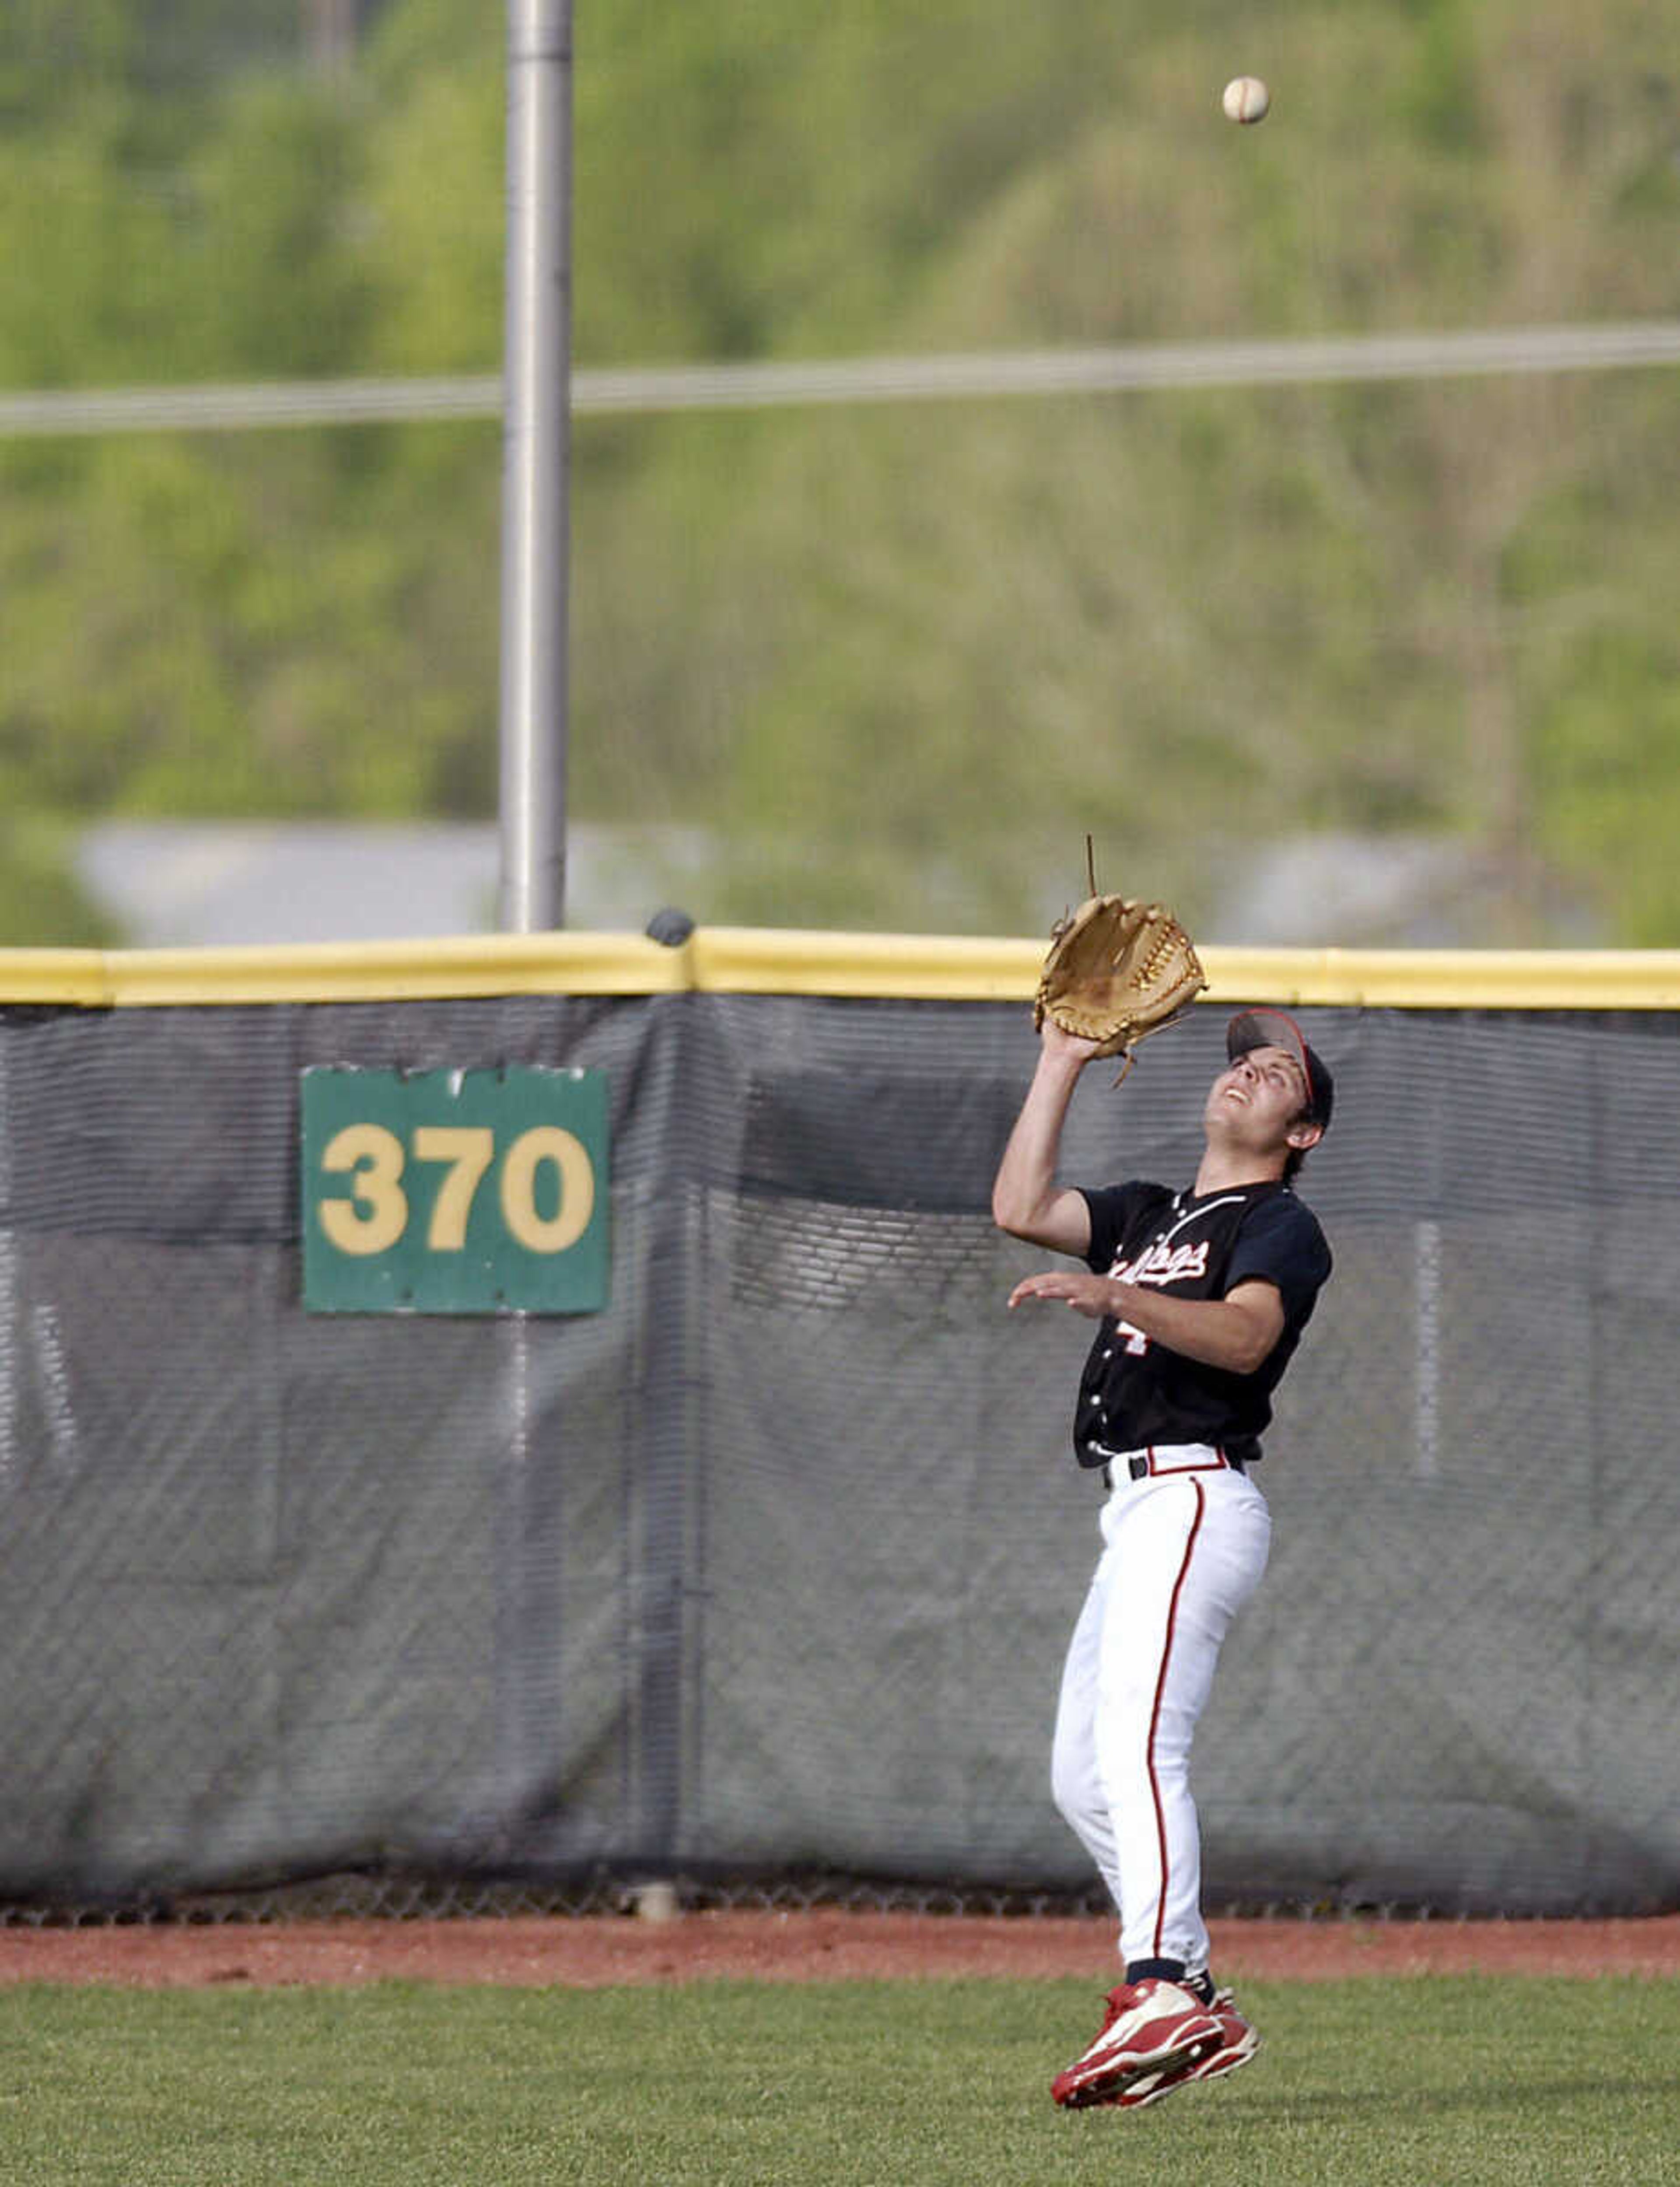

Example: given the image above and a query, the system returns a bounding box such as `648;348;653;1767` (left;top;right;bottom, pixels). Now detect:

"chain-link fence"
1;983;1677;1923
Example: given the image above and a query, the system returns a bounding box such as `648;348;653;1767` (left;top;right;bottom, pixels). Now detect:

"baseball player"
993;1006;1334;2110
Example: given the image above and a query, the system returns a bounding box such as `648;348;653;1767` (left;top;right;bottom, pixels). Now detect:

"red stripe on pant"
1145;1479;1206;1959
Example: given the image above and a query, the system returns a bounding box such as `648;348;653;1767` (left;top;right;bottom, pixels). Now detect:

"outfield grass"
1;1976;1676;2186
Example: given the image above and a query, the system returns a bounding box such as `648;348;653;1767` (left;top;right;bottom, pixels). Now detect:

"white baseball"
1222;76;1270;124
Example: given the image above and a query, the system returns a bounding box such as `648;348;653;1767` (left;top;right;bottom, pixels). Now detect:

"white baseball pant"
1050;1448;1271;1975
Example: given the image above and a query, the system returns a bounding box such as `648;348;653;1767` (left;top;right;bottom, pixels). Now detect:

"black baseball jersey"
1071;1178;1332;1470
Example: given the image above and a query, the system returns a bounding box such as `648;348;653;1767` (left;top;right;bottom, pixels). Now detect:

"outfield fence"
2;932;1678;1922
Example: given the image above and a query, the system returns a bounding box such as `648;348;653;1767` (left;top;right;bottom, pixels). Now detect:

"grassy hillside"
1;0;1678;939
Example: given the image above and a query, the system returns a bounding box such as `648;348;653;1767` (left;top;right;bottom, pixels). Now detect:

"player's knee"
1050;1741;1100;1836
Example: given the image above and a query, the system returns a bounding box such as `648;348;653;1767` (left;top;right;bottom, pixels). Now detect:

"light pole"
498;0;573;932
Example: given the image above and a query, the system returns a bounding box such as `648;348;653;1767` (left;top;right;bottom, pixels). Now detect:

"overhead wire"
1;322;1678;437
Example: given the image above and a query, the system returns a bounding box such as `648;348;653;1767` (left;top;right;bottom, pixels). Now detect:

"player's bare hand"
1039;1018;1102;1068
1007;1271;1116;1319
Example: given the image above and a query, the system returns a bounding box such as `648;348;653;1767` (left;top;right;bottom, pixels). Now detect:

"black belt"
1134;1450;1246;1479
1101;1447;1247;1488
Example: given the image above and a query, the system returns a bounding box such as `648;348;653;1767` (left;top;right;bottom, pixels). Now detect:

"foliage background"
2;0;1678;941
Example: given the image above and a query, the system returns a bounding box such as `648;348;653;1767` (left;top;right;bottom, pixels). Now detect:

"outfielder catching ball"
994;988;1334;2111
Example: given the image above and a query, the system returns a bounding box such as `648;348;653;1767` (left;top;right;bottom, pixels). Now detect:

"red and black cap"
1226;1008;1334;1131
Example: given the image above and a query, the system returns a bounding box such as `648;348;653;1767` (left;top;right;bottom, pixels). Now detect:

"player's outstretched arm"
1007;1272;1285;1375
991;1023;1097;1256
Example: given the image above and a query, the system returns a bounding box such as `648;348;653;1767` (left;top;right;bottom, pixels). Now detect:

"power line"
2;321;1678;437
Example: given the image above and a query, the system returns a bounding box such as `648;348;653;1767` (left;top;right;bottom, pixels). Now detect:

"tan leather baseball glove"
1033;894;1208;1068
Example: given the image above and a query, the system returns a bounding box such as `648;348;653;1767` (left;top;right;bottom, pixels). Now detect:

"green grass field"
2;1976;1677;2187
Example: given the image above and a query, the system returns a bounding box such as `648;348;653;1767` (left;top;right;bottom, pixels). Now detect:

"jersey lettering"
1106;1237;1211;1349
1111;1239;1211;1290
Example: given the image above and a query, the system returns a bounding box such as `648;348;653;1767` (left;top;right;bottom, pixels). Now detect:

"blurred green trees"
2;0;1679;940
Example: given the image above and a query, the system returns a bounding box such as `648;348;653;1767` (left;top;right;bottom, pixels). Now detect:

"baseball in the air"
1222;76;1270;124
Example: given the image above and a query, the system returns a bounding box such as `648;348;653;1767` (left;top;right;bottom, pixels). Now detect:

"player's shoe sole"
1057;2028;1225;2109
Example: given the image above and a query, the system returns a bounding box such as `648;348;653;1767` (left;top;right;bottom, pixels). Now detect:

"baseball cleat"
1106;1989;1261;2110
1050;1978;1224;2110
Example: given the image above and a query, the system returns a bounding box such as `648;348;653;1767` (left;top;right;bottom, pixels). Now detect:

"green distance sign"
301;1065;609;1315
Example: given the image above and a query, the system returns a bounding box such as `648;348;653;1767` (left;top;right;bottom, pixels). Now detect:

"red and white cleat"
1109;1989;1261;2110
1050;1978;1224;2110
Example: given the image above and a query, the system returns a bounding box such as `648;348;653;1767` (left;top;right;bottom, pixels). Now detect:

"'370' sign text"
301;1065;609;1314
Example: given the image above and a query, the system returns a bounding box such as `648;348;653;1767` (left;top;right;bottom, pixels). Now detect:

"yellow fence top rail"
1;931;1680;1009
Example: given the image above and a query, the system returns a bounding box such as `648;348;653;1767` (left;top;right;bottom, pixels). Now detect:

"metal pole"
498;0;573;932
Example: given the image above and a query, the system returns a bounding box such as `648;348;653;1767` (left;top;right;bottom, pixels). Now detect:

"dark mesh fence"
1;991;1677;1919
